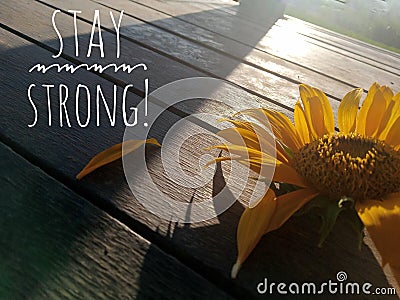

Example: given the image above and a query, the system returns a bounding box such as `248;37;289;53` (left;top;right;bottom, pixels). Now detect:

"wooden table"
1;0;399;298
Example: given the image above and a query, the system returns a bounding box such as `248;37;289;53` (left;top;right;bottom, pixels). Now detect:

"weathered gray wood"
279;16;400;69
270;19;400;74
0;27;257;298
0;0;304;117
211;3;400;69
6;0;338;115
131;0;400;90
0;142;231;300
1;14;398;300
2;0;399;298
95;0;369;102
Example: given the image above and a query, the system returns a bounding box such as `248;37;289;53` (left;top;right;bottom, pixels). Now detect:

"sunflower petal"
210;144;269;161
356;192;400;286
243;158;308;187
232;189;276;278
240;108;302;151
338;88;363;133
217;128;263;152
217;126;289;163
356;83;387;137
299;84;334;137
294;100;311;145
356;83;378;135
232;188;319;278
365;89;387;137
379;85;394;102
379;96;400;141
76;138;160;179
313;88;335;135
308;96;327;137
268;188;320;231
383;116;400;148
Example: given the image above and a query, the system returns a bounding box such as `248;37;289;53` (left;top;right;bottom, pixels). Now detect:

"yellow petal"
338;88;363;133
378;96;400;141
267;188;320;231
379;85;394;102
76;138;160;179
299;84;335;138
209;142;307;188
232;188;276;278
217;128;262;151
375;100;396;138
308;96;326;137
384;116;400;148
217;127;289;164
314;89;335;135
365;89;387;137
210;144;269;162
271;161;308;187
219;118;258;132
356;192;400;286
356;82;388;136
294;100;311;145
240;108;302;151
232;188;318;278
356;83;378;135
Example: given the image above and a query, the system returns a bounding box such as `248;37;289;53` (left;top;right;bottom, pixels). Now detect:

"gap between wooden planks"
144;0;400;73
0;142;231;300
205;0;400;71
0;27;257;298
1;0;399;297
94;0;370;99
128;0;400;88
30;0;368;123
2;0;317;115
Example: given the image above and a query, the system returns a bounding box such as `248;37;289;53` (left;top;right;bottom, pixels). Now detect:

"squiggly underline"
29;62;148;74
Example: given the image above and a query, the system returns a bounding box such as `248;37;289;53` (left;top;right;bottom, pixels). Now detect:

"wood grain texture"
130;0;400;90
278;16;400;71
0;27;258;298
95;0;368;101
0;142;231;300
2;0;343;116
212;2;400;70
0;0;298;118
1;0;399;298
1;24;398;300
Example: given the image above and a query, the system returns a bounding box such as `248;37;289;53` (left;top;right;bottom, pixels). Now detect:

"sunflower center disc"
293;134;400;201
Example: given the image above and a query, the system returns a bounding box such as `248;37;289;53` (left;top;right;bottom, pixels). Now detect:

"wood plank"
280;16;400;68
0;26;260;298
94;0;368;102
0;142;231;299
0;0;303;117
1;13;398;300
148;0;400;72
211;3;400;69
271;19;400;73
130;0;400;90
31;0;350;117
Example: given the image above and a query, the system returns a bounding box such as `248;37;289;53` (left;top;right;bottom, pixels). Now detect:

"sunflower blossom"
212;83;400;283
